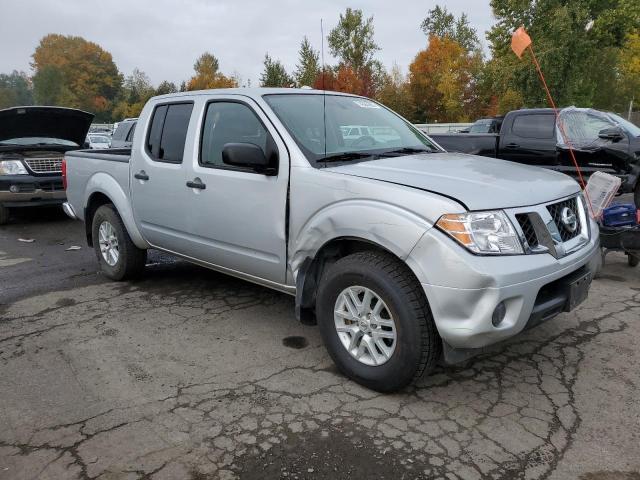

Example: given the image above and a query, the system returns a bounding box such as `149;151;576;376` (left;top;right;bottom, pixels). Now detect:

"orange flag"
511;26;532;58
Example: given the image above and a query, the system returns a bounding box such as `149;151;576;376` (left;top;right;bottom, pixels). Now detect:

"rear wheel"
0;205;9;225
316;251;440;392
92;204;146;281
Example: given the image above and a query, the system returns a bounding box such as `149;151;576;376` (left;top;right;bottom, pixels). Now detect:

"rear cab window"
146;102;194;163
512;114;555;139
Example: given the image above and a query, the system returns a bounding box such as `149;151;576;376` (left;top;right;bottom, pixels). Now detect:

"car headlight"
0;160;28;175
436;210;524;255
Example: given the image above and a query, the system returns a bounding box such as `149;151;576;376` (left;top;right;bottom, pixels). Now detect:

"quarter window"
200;102;274;170
512;114;555;139
146;103;193;163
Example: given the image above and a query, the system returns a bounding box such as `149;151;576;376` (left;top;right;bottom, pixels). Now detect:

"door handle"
134;171;149;181
505;143;520;149
186;178;206;190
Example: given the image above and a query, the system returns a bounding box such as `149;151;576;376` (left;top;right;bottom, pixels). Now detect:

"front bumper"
407;216;600;357
0;174;65;207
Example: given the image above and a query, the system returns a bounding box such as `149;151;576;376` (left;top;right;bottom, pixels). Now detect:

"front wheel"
316;251;440;392
92;205;147;281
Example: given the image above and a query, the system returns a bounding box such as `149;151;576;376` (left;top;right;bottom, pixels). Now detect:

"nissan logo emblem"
561;207;578;233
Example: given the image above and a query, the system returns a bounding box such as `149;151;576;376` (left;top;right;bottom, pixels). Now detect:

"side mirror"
598;127;625;142
222;143;275;174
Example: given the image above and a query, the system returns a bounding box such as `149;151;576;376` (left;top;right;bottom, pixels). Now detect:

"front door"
182;98;289;284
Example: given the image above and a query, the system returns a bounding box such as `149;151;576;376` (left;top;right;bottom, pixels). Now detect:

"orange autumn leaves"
409;35;483;123
32;34;121;117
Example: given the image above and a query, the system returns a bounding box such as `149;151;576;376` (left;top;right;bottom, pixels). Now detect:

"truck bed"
429;133;499;157
66;148;131;162
64;148;132;222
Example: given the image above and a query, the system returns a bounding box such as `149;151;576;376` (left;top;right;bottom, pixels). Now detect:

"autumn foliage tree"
187;52;237;91
409;36;480;122
31;34;122;121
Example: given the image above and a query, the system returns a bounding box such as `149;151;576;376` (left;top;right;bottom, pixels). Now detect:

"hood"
0;106;94;146
325;152;581;210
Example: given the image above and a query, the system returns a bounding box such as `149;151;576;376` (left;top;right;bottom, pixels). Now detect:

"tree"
0;70;33;108
486;0;640;110
294;37;320;87
187;52;237;90
618;31;640;110
421;5;480;53
376;65;413;119
156;80;178;96
409;36;480;122
112;68;155;119
260;54;293;87
328;8;379;71
31;34;122;121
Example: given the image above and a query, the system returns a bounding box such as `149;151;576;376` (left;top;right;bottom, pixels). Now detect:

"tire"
628;254;639;267
92;204;147;281
316;250;440;392
0;205;9;225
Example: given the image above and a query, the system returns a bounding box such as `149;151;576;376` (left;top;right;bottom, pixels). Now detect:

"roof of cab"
151;87;361;102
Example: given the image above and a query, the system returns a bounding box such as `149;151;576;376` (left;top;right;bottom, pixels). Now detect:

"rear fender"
84;172;149;249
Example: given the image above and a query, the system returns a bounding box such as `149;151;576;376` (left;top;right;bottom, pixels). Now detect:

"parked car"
110;119;137;148
62;89;599;392
86;134;111;149
0;106;93;224
430;108;640;208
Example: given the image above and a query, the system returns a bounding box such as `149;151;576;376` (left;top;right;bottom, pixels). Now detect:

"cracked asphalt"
1;207;639;480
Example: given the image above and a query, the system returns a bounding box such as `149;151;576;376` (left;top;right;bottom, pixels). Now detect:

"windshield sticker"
353;99;381;109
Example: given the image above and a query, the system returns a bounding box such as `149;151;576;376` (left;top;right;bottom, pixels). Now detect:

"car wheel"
316;250;441;392
628;253;639;267
92;204;147;281
0;205;9;225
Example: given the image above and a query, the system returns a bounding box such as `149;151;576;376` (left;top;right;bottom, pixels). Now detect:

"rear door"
130;102;194;253
181;97;289;284
499;112;557;166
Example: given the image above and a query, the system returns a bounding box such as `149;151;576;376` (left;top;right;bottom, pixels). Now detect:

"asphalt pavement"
1;206;639;480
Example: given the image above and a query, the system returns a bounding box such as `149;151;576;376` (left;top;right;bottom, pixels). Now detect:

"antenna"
321;18;327;164
320;19;325;90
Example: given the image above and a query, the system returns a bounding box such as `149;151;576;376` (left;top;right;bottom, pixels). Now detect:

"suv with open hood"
0;106;94;224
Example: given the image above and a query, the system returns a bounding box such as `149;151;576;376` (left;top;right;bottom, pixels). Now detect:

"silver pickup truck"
63;88;600;392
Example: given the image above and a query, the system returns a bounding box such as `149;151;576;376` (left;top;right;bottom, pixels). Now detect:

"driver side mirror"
222;143;276;175
598;126;625;142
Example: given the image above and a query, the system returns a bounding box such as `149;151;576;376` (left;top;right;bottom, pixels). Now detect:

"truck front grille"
24;157;63;174
513;195;587;258
547;197;581;242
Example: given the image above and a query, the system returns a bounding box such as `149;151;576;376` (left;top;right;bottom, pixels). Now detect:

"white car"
86;134;111;149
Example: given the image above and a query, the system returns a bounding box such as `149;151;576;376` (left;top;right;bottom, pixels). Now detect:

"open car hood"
0;106;94;146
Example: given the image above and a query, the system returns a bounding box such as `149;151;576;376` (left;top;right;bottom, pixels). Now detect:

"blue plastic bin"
602;204;638;227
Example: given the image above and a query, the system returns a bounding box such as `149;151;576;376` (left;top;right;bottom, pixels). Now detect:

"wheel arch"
83;174;148;249
294;236;427;325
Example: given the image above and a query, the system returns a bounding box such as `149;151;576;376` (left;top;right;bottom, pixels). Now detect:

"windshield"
0;137;77;146
263;94;438;165
89;135;110;143
607;113;640;137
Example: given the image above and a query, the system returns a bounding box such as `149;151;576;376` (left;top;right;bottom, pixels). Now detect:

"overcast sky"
0;0;494;86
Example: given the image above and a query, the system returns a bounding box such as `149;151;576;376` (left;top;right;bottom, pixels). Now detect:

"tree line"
1;1;639;123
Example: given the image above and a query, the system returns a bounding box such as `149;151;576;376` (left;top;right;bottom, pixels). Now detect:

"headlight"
436;210;524;255
0;160;28;175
